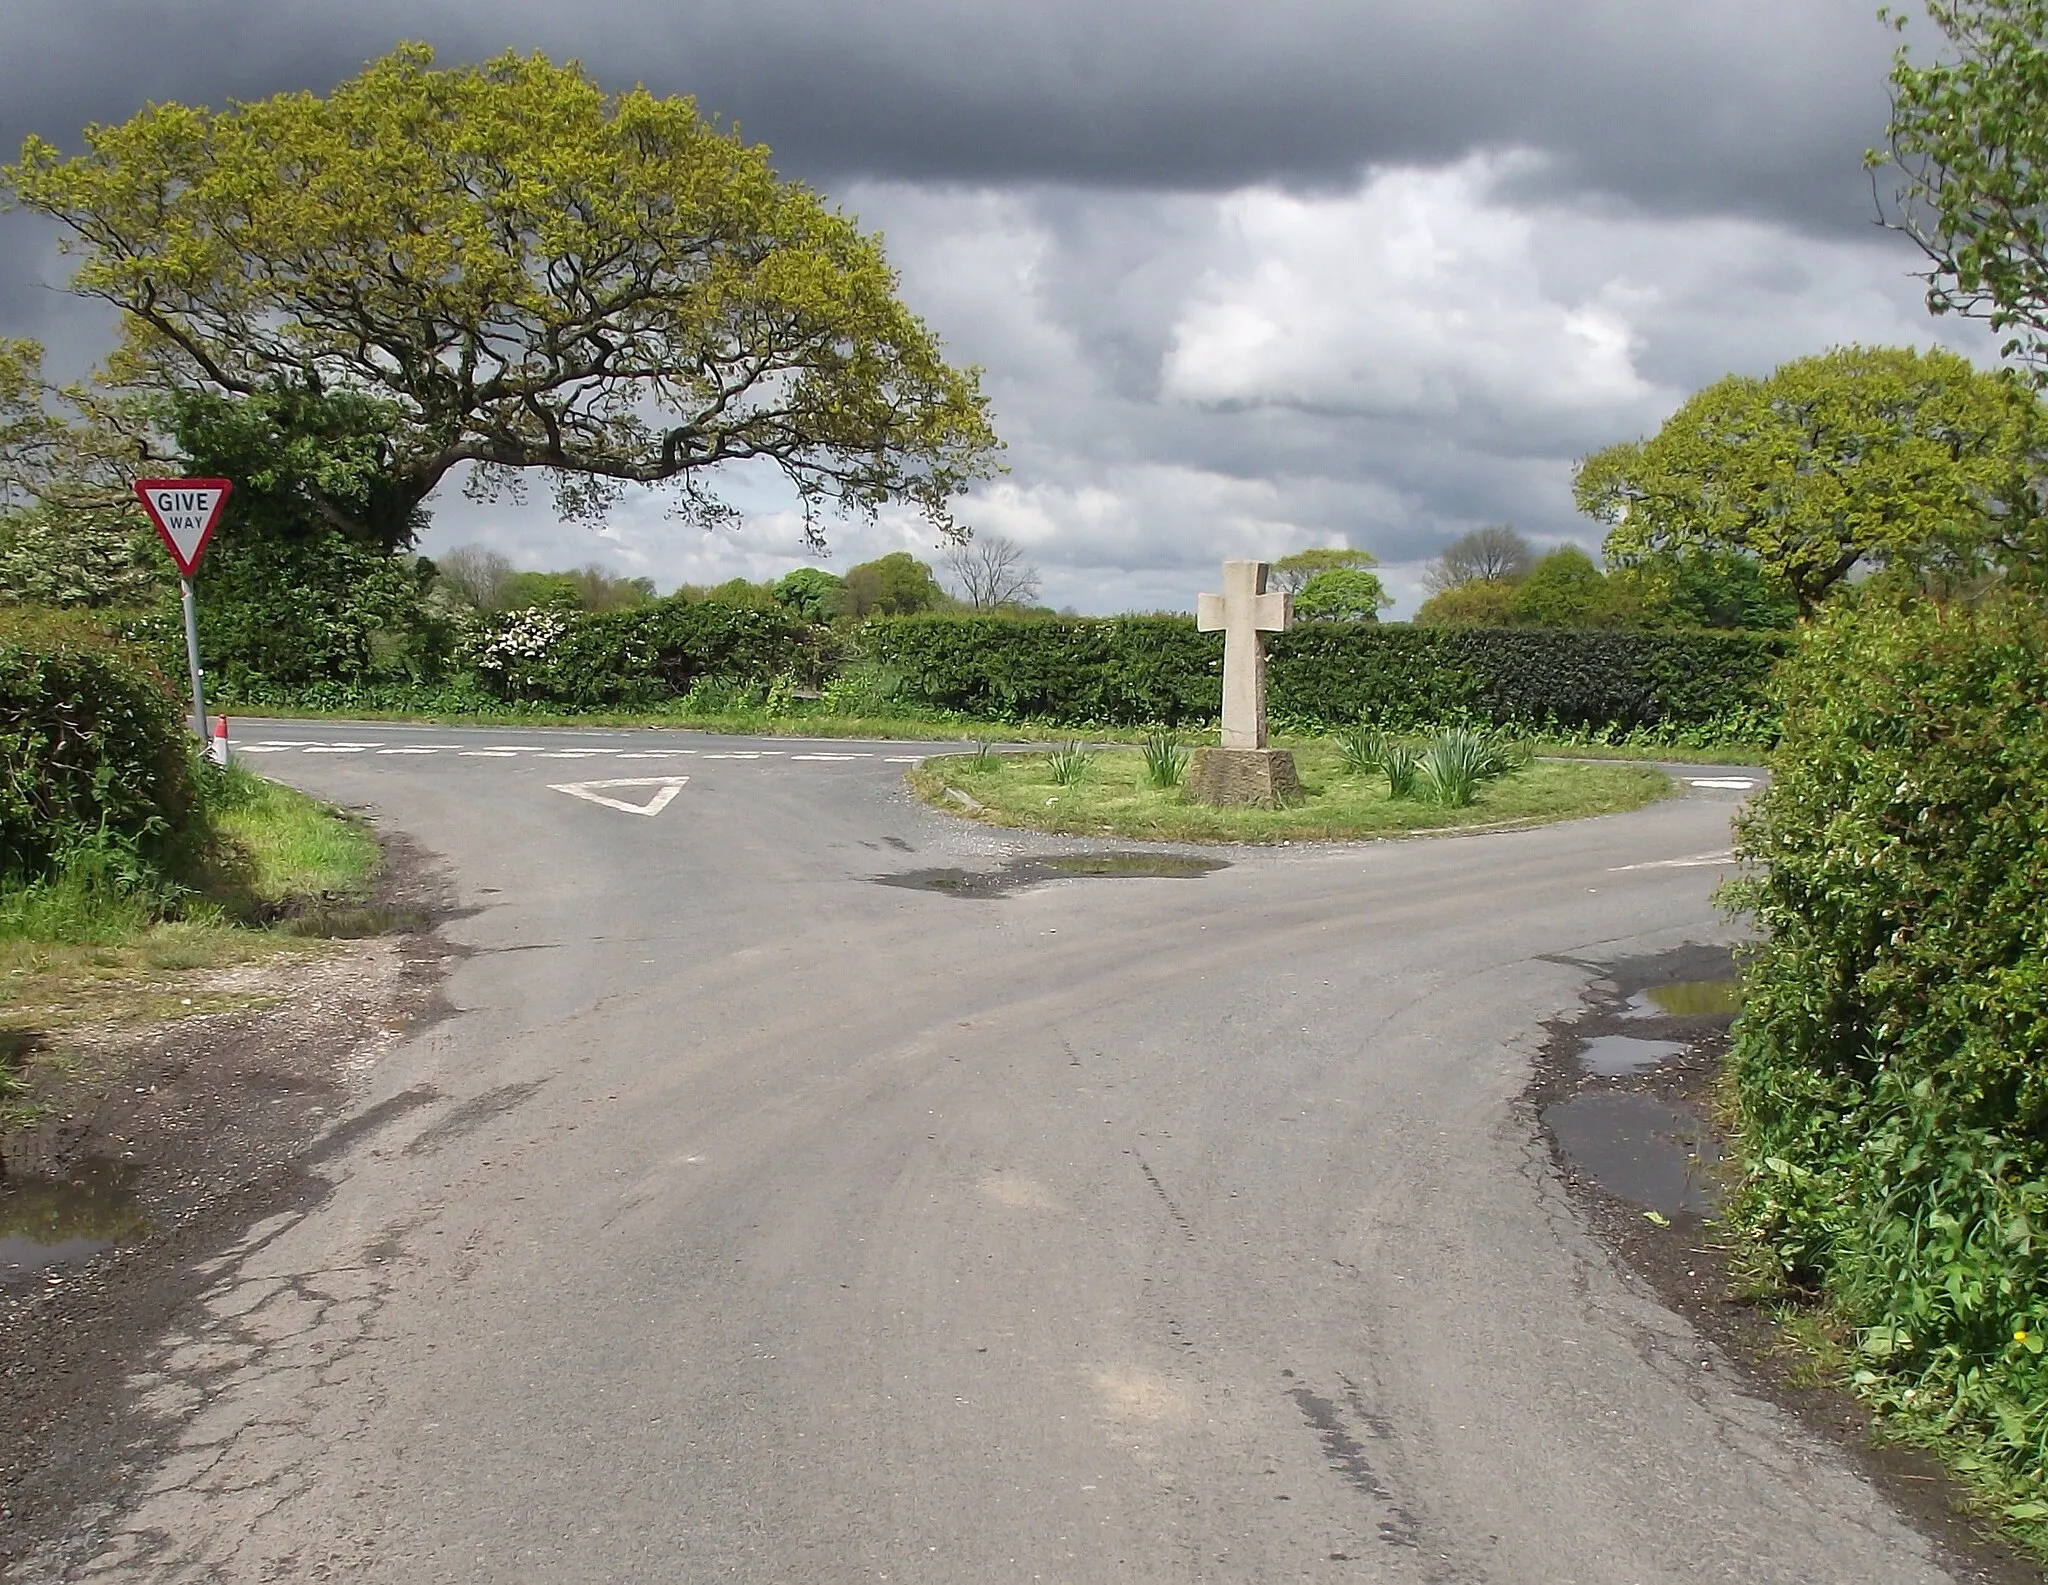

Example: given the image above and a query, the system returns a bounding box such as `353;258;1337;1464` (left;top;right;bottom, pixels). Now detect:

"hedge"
466;597;843;708
0;610;201;886
864;616;1786;736
1726;591;2048;1509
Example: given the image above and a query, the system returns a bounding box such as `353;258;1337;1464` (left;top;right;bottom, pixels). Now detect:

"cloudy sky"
0;0;1999;614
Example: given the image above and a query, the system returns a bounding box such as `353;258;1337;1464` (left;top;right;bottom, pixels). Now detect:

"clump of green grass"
205;765;379;905
1046;741;1094;786
1141;732;1189;788
965;740;1000;770
0;766;381;1031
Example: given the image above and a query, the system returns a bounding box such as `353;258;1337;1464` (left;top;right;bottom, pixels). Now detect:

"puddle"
1624;978;1742;1019
1542;1093;1722;1218
877;852;1227;898
0;1156;151;1285
1575;1034;1686;1077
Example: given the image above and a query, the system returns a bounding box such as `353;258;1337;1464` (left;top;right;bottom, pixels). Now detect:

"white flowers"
467;607;570;681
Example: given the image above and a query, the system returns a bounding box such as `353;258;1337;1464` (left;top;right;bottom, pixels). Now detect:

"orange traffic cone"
210;714;230;767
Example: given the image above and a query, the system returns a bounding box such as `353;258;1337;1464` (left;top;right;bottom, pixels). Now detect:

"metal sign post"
133;478;233;742
177;575;208;741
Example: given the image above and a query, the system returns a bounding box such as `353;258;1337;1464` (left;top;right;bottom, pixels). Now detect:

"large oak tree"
1;45;999;551
1576;345;2047;611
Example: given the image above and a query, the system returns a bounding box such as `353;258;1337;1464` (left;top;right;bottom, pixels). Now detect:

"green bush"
1727;591;2048;1511
467;597;836;708
0;610;203;888
865;615;1784;737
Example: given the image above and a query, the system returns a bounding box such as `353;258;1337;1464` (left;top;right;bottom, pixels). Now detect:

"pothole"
1574;1034;1687;1077
1543;1091;1722;1217
876;852;1228;898
0;1156;151;1286
1533;942;1739;1222
1623;979;1742;1019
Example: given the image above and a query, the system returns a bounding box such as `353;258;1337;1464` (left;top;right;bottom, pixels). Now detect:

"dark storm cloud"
4;0;1903;229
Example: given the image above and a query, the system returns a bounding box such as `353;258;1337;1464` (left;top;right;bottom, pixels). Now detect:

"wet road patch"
1543;1091;1721;1217
876;851;1227;898
1524;942;2041;1582
1;1156;151;1286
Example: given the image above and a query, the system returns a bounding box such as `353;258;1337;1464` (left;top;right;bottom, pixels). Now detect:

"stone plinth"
1186;746;1301;808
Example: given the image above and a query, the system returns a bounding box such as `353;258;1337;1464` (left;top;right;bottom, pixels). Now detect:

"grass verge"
910;740;1671;843
1;767;381;1127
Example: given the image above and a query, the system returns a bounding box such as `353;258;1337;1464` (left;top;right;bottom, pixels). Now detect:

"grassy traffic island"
909;732;1673;843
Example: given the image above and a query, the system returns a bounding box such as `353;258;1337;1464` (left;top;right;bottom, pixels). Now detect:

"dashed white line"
1608;851;1736;872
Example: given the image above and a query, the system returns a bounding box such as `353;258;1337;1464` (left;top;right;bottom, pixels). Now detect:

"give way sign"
134;478;233;577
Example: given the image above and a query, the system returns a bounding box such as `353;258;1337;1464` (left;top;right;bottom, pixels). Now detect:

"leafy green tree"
1411;579;1520;628
1615;551;1800;631
1271;546;1379;595
702;577;780;612
498;572;586;611
2;45;998;549
1293;567;1390;622
773;567;848;622
0;504;165;609
843;551;946;617
1880;0;2048;379
165;388;454;693
1508;546;1617;628
1577;345;2048;612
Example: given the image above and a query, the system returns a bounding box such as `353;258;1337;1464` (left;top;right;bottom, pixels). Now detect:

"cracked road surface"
10;722;1963;1583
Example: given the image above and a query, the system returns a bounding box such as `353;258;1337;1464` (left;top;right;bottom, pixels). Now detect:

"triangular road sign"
135;478;233;577
548;775;689;817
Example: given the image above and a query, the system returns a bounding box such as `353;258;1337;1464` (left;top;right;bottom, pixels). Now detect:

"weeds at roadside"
0;765;383;1125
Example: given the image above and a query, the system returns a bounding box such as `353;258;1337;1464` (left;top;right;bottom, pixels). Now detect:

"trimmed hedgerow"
0;609;201;885
864;616;1784;736
465;596;843;708
1726;591;2048;1520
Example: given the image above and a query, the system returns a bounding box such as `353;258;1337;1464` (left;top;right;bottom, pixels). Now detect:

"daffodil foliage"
2;45;999;548
1576;345;2048;612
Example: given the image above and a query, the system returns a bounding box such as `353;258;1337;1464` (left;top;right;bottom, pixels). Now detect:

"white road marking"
612;750;696;759
236;745;292;753
549;776;689;817
699;751;782;759
376;747;439;754
883;756;922;763
301;746;368;754
538;749;612;758
1608;851;1736;872
458;750;520;757
790;753;873;761
1688;777;1758;790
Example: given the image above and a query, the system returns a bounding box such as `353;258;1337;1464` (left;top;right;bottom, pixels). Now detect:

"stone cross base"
1186;747;1302;809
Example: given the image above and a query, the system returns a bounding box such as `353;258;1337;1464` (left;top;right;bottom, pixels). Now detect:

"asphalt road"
41;722;1962;1583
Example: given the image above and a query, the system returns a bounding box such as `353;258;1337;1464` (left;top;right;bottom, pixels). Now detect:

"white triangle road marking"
548;775;690;817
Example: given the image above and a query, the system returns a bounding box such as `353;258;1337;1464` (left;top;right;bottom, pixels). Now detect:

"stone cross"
1197;559;1292;750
